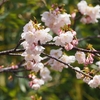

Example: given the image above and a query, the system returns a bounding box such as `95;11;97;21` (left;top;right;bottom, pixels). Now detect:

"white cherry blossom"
26;45;45;55
88;75;100;88
40;67;52;82
75;51;86;64
54;31;73;46
21;31;35;44
32;63;44;73
32;78;44;90
26;61;34;69
50;48;62;58
74;67;83;79
21;52;34;61
34;28;52;44
23;20;35;32
51;60;64;72
60;55;75;64
77;0;87;15
83;77;90;83
96;61;100;67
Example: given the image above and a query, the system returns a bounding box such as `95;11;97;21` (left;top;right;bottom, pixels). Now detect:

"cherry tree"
0;0;100;99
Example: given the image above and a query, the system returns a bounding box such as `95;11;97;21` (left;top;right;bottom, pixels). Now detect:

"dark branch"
14;39;25;51
42;43;100;54
0;49;25;55
42;52;93;79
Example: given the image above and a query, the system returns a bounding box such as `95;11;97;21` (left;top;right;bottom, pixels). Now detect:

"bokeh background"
0;0;100;100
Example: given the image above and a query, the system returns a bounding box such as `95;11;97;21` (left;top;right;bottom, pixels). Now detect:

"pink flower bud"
11;65;18;69
71;12;76;19
72;39;78;45
64;43;73;51
85;54;94;65
29;81;33;87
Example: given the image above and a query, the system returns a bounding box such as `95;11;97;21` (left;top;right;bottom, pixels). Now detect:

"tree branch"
42;43;100;54
73;46;100;54
0;49;25;55
42;52;93;79
0;60;25;73
14;39;25;51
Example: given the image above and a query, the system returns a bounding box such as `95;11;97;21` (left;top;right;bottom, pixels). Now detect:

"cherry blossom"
88;75;100;88
41;10;71;34
23;20;35;32
75;51;86;64
40;67;52;82
74;67;83;79
31;78;44;90
54;31;74;46
77;0;100;24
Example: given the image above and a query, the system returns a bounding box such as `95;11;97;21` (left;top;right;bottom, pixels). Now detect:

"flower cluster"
77;0;100;24
21;20;52;90
41;5;79;51
19;1;100;90
54;30;78;51
75;51;94;65
41;5;71;35
74;67;100;88
48;48;76;72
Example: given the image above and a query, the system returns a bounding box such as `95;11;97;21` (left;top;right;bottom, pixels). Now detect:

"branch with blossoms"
1;1;100;90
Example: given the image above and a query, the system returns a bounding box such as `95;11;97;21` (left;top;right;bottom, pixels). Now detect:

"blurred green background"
0;0;100;100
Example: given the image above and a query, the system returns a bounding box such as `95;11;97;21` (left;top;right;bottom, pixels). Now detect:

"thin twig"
73;46;100;54
0;66;30;73
14;39;25;51
78;35;100;42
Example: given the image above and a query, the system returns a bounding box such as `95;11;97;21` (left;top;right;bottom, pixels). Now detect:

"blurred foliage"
0;0;100;100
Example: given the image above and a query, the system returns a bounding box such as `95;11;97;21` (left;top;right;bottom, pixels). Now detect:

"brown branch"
42;52;93;79
0;60;25;73
0;49;25;55
42;42;100;54
0;65;30;73
73;46;100;54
